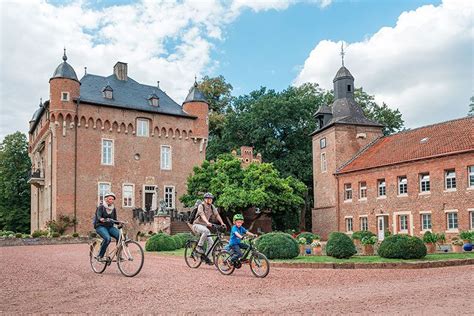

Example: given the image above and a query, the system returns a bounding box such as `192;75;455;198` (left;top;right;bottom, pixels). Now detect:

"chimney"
113;62;128;81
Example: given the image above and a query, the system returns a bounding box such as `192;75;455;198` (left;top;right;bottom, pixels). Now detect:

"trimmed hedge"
145;233;178;252
255;232;299;259
172;233;193;248
296;232;320;244
326;232;357;259
378;234;427;259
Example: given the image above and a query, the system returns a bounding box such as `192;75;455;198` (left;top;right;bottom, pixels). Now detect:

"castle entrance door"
377;215;389;241
143;185;157;211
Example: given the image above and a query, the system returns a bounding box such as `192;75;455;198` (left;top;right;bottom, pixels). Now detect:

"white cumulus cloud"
294;0;474;129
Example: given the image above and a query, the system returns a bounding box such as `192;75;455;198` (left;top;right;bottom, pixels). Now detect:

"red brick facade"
29;59;208;236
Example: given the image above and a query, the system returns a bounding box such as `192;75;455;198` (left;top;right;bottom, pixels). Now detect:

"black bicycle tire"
249;252;270;278
184;240;202;269
89;241;107;274
215;250;235;275
212;239;228;266
117;240;144;277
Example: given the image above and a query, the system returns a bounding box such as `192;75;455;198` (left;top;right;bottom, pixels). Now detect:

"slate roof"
29;100;49;133
184;82;207;103
337;116;474;174
333;66;354;82
79;74;195;118
50;52;79;82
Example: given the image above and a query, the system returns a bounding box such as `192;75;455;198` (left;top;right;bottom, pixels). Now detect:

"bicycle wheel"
117;240;144;277
184;240;202;269
89;240;107;274
249;251;270;278
215;250;235;275
212;240;228;265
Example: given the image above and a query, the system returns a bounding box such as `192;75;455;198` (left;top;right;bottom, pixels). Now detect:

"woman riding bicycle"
94;192;120;261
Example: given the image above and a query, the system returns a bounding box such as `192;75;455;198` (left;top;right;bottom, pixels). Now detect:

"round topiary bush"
145;233;178;252
326;232;357;259
72;232;79;238
378;234;427;259
255;232;299;259
172;233;193;248
15;233;22;238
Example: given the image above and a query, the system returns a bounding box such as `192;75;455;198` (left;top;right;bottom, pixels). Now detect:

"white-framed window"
136;119;149;137
421;213;432;231
445;169;456;190
470;210;474;230
98;182;111;205
468;166;474;188
399;215;408;232
320;152;327;173
345;217;353;232
446;212;458;230
61;91;69;101
101;139;114;165
360;216;368;231
161;145;171;170
164;186;175;209
320;137;326;149
122;184;134;207
359;181;367;199
344;183;352;201
378;179;386;197
398;176;408;195
420;173;430;193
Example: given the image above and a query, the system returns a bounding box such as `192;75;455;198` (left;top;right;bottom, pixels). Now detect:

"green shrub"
352;230;376;241
460;231;473;241
15;233;22;238
326;232;357;259
255;232;299;259
296;232;321;244
51;232;60;238
32;230;49;238
46;215;76;235
22;234;31;238
361;236;377;245
72;232;79;238
145;233;178;252
88;231;98;238
422;231;437;243
378;234;427;259
172;233;193;248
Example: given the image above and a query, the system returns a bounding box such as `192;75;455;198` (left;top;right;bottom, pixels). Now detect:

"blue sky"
0;0;471;141
216;0;442;94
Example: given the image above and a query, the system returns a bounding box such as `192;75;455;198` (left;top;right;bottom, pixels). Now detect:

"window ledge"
445;229;459;233
467;187;474;191
398;231;409;234
343;200;352;203
358;198;367;202
418;192;431;196
397;194;408;198
444;189;457;193
376;196;387;200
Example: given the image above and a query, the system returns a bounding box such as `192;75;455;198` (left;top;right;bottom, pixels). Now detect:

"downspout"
50;128;53;221
37;187;40;230
74;98;80;233
336;174;340;232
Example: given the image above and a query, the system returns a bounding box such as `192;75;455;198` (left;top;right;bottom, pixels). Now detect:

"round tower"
182;79;209;139
49;49;80;115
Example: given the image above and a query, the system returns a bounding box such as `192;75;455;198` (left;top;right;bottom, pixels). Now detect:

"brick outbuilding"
312;64;474;240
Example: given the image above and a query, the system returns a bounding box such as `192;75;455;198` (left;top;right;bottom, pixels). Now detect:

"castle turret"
49;49;80;114
182;79;209;140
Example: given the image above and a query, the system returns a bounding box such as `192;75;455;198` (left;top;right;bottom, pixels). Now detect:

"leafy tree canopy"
0;132;31;233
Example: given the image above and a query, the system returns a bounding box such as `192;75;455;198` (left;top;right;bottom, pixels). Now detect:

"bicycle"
184;224;228;268
215;236;270;278
89;219;144;277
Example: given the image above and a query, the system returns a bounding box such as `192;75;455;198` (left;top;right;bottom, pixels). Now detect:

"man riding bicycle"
192;192;226;263
94;192;119;261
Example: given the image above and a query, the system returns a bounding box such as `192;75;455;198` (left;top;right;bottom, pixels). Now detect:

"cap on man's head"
104;192;116;200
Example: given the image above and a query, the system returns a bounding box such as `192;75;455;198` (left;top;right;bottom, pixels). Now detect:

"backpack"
188;200;202;224
92;205;101;228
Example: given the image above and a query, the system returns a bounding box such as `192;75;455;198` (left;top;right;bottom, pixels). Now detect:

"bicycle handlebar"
106;219;128;225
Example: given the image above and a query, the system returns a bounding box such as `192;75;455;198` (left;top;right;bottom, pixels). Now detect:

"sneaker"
195;246;205;254
95;256;106;262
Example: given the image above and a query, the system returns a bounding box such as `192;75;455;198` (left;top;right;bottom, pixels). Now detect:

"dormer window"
102;85;113;99
148;93;159;107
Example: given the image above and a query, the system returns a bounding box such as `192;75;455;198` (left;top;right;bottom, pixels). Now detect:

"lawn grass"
272;252;474;264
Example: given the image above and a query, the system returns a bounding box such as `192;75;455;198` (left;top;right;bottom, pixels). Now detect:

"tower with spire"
311;45;384;239
182;77;209;141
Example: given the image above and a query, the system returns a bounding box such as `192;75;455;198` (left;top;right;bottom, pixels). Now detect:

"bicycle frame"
232;237;257;261
189;225;226;257
95;222;127;262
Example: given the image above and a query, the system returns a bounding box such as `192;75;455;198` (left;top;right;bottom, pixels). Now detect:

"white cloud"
0;0;333;140
294;0;474;129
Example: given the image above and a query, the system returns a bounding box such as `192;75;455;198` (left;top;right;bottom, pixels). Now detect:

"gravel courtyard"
0;244;472;314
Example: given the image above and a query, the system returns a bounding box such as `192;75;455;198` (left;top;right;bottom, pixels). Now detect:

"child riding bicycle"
228;214;257;264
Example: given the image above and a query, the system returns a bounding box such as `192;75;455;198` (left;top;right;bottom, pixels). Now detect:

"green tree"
180;154;306;231
0;132;31;232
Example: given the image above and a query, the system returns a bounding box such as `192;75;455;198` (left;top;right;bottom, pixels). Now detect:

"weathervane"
340;42;345;67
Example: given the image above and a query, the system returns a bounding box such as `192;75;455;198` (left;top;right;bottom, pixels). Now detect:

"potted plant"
361;236;377;255
311;240;322;256
451;237;463;253
351;231;363;248
298;237;307;256
423;231;438;254
459;231;472;244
